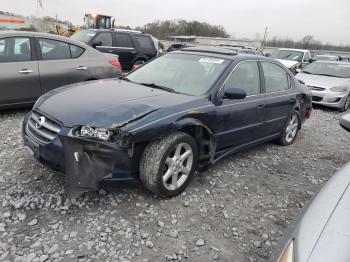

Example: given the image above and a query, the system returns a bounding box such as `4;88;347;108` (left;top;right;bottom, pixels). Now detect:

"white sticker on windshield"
87;33;96;36
199;58;224;64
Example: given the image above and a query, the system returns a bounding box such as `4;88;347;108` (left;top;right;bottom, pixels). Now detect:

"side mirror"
309;58;314;63
340;114;350;132
224;87;247;100
92;41;102;48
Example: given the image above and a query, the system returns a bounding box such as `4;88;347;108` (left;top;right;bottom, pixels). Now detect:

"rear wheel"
340;95;350;112
278;111;300;146
139;132;198;197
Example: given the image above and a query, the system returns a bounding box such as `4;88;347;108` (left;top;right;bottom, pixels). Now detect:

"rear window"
71;30;96;43
135;35;155;49
70;44;85;58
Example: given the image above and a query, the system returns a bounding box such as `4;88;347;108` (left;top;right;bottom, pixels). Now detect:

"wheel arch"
173;118;216;169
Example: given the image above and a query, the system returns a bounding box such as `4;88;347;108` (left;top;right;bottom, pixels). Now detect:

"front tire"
278;111;300;146
339;95;350;112
139;132;198;197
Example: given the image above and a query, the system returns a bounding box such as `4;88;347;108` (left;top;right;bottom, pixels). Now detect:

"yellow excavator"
56;13;115;37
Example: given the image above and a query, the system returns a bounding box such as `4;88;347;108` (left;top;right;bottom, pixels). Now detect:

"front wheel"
278;112;300;146
139;132;198;197
339;95;350;112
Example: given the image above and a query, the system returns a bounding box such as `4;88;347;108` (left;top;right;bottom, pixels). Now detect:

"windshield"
71;30;96;43
124;53;230;96
271;50;303;62
302;62;350;78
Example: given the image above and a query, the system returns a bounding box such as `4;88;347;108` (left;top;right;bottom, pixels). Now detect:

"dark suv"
71;29;158;70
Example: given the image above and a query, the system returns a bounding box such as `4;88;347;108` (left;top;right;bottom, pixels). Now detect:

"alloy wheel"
285;115;299;143
344;96;350;111
162;143;193;191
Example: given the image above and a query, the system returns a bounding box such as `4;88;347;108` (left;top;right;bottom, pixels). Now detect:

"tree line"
266;35;350;52
133;19;230;40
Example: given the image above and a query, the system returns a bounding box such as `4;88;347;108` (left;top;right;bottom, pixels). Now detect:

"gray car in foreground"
0;31;122;109
272;113;350;262
296;61;350;112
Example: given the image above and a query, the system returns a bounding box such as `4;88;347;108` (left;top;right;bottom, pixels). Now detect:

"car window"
94;32;112;46
39;39;71;60
135;35;155;49
262;62;289;92
223;61;261;96
115;33;133;48
70;44;85;58
0;37;31;63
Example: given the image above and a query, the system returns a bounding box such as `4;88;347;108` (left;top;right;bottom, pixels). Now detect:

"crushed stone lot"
0;108;349;262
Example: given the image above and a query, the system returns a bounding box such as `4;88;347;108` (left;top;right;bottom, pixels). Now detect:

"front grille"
309;86;326;91
26;111;61;144
312;96;323;102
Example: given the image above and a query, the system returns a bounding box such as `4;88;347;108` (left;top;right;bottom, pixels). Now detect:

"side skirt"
212;133;281;164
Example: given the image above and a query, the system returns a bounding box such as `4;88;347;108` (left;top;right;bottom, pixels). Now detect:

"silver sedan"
0;31;122;109
296;61;350;111
272;113;350;262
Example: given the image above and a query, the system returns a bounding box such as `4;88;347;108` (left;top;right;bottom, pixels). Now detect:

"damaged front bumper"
22;113;137;198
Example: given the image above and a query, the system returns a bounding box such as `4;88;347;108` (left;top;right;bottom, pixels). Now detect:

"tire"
339;95;350;112
277;111;301;146
139;132;198;197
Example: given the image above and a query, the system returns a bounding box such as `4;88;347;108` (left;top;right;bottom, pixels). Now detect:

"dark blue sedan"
22;47;312;198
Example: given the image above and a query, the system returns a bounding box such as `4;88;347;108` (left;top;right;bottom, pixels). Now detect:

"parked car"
71;29;158;71
296;61;350;111
167;43;196;52
272;113;350;262
270;48;313;74
238;48;265;56
313;54;339;61
0;31;122;109
22;46;312;198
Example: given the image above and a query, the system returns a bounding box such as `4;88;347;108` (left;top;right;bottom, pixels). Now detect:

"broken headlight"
80;126;111;141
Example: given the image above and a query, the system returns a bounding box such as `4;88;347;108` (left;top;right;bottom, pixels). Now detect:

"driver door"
214;61;266;150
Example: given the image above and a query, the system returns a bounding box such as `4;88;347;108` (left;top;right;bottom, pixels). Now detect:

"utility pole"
262;27;268;49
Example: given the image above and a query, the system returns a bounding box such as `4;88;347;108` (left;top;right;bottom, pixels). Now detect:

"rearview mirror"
340;114;350;132
92;41;102;48
224;87;247;100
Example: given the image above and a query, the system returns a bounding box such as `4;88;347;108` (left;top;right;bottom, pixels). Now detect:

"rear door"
261;61;296;136
215;61;266;149
0;36;40;106
112;33;136;70
37;38;91;94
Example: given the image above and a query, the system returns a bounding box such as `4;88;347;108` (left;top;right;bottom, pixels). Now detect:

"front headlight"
80;126;111;141
330;86;348;92
279;240;294;262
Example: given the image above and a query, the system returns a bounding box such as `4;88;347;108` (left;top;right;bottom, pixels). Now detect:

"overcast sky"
2;0;350;45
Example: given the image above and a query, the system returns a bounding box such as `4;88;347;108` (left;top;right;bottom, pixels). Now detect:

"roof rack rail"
111;28;143;33
181;46;238;55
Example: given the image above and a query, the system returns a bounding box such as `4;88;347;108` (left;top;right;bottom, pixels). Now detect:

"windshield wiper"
139;82;180;94
301;71;312;74
313;73;338;78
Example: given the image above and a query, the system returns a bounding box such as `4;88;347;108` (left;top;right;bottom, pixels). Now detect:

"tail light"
109;60;122;70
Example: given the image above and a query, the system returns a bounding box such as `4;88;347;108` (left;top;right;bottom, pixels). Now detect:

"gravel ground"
0;107;349;262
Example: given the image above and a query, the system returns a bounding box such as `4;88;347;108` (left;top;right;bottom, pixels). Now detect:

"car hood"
296;73;350;89
35;79;199;128
275;59;300;68
292;163;350;262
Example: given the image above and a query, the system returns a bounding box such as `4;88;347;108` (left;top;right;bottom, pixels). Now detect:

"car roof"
277;48;309;52
82;28;151;36
0;30;90;48
313;60;350;65
178;46;272;61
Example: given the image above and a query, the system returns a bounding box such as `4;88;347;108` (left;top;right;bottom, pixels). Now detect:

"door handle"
18;69;33;74
108;50;113;53
257;104;265;109
289;98;296;103
76;66;88;70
